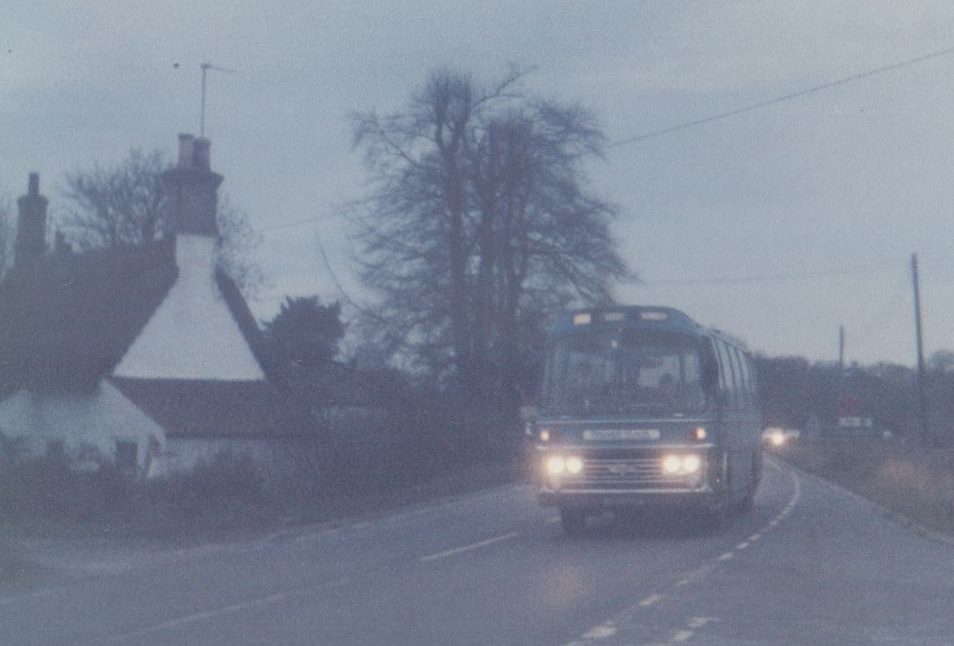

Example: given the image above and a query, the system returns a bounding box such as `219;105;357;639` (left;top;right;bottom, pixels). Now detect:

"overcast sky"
4;1;954;367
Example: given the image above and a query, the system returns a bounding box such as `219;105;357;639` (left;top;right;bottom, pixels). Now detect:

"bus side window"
732;347;751;411
739;352;758;410
746;355;760;406
728;344;744;410
714;340;738;410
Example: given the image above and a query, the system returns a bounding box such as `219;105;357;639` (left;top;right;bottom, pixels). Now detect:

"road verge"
771;438;954;538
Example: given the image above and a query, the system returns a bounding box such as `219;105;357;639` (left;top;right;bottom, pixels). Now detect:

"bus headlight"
662;455;682;475
661;454;703;476
545;455;566;476
566;456;584;475
545;454;583;478
682;454;702;473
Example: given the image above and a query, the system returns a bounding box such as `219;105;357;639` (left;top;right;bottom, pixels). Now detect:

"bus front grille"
565;458;673;489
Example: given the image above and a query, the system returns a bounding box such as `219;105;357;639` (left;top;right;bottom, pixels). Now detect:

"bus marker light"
573;312;592;325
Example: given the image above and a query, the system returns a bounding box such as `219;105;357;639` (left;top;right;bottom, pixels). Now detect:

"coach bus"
532;306;762;535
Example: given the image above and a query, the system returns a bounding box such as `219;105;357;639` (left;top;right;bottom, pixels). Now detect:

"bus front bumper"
538;487;719;511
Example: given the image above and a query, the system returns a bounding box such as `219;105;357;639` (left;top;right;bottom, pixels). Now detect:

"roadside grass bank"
0;529;36;585
0;454;529;545
773;438;954;537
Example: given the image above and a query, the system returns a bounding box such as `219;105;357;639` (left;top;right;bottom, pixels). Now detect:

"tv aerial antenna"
199;62;234;138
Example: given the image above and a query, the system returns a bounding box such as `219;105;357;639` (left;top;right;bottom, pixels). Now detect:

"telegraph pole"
839;325;845;372
912;253;930;446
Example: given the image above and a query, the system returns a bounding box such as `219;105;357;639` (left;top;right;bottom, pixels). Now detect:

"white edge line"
106;579;350;642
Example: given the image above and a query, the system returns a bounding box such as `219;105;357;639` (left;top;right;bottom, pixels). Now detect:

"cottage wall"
0;382;165;476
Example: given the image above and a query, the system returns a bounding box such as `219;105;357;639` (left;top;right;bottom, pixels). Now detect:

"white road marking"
420;532;519;562
105;578;351;642
688;616;718;629
581;621;617;639
0;588;55;607
639;593;665;607
564;459;805;646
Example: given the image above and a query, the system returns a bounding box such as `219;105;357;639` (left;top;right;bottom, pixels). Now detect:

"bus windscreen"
541;329;708;416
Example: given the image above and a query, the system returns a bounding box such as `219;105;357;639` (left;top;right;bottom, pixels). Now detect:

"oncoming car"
762;427;801;448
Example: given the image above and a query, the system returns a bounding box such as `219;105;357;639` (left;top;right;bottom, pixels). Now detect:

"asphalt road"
2;457;954;645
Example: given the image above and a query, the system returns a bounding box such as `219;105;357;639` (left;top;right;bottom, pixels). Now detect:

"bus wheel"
560;507;587;537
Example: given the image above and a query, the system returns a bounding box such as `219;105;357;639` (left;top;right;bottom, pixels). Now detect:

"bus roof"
549;306;707;340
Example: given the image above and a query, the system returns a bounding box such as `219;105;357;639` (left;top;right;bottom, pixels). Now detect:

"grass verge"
1;458;528;543
774;438;954;537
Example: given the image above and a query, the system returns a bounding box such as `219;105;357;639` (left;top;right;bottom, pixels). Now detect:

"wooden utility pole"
912;253;930;446
839;325;845;372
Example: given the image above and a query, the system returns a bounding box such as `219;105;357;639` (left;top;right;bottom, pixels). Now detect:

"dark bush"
139;452;266;527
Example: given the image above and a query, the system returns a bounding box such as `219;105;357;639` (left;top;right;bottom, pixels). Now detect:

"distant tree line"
756;353;954;446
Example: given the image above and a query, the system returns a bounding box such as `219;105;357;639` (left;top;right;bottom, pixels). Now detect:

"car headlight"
764;431;786;447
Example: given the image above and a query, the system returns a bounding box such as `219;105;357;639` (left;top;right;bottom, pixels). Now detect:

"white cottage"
0;136;312;479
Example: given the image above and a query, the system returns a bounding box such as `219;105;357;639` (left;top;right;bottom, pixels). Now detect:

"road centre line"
420;532;519;562
105;577;352;642
639;593;666;607
581;621;617;639
0;588;54;607
566;460;803;646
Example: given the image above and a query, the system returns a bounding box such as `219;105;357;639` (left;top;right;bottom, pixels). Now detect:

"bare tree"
214;197;265;300
350;67;629;441
61;149;167;249
59;149;264;297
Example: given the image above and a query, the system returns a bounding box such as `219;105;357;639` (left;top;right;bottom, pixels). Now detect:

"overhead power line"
609;44;954;148
261;215;323;234
641;262;897;287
